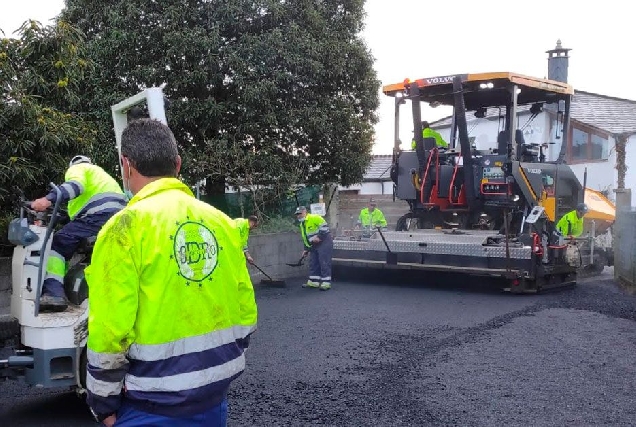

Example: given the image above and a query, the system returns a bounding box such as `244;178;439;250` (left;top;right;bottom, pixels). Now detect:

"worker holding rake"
295;206;333;291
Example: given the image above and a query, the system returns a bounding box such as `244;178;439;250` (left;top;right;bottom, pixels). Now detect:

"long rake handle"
251;263;274;281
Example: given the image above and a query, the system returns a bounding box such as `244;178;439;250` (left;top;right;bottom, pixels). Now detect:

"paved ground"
2;269;636;426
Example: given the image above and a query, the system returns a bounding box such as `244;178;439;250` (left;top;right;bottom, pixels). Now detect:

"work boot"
303;280;320;289
319;282;331;291
39;295;68;312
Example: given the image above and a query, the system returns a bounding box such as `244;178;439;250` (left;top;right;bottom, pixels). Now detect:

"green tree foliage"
62;0;380;207
0;20;96;254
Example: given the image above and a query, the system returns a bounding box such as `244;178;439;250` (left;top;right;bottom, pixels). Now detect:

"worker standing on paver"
85;119;257;427
357;198;387;229
236;215;259;264
556;203;589;238
295;206;333;290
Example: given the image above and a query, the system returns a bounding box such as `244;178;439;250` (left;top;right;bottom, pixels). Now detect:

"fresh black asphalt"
2;269;635;426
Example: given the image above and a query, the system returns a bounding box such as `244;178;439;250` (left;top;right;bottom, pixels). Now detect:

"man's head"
421;121;430;129
575;203;588;219
120;119;182;195
69;155;91;168
248;215;259;230
294;206;308;221
368;198;377;212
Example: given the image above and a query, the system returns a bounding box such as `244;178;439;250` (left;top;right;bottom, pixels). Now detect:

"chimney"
546;39;571;83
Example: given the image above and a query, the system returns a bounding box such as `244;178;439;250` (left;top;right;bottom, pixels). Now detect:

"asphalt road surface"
2;269;636;426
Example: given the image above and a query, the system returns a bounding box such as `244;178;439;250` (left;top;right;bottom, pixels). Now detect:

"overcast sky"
2;0;632;154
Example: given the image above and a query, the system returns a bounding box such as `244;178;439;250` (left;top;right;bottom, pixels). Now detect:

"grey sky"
2;0;631;154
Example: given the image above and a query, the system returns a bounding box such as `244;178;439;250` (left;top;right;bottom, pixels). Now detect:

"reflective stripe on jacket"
85;178;257;418
556;209;584;237
45;163;126;219
358;208;387;227
300;213;330;249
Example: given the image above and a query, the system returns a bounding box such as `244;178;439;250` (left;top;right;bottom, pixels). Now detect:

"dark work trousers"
308;234;333;283
42;211;118;298
114;398;228;426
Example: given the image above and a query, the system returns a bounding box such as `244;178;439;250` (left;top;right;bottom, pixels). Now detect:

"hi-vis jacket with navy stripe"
300;213;330;249
85;178;258;419
45;163;126;220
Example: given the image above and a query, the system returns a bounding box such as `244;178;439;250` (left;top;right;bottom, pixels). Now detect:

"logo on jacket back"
172;221;219;284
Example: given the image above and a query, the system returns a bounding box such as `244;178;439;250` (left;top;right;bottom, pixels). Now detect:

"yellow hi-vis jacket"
45;163;126;220
556;209;584;237
300;213;330;249
85;178;257;420
235;217;250;253
411;128;449;150
358;207;387;228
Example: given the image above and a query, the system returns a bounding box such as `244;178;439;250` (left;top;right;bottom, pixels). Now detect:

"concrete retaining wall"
0;232;306;311
245;231;307;285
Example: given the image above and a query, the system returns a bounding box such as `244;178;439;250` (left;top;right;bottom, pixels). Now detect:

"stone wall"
613;189;635;287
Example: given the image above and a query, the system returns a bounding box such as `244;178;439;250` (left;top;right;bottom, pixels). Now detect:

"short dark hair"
421;121;430;129
121;118;179;177
248;215;259;224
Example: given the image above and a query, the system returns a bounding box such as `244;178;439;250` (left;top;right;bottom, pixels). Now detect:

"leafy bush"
252;215;299;235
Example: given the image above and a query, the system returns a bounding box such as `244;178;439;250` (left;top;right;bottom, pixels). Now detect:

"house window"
567;123;609;163
571;128;588;161
591;134;609;159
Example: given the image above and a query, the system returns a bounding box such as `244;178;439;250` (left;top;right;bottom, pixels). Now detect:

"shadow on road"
333;266;576;296
335;267;504;292
1;390;95;427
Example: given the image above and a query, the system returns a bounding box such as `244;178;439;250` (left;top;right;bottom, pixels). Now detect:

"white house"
337;154;393;195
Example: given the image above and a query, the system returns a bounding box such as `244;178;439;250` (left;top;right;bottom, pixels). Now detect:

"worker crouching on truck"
295;206;333;290
30;155;127;312
556;203;589;238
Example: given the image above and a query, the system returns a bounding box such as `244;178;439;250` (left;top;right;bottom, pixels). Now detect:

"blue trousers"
308;234;333;283
42;212;116;298
114;399;228;427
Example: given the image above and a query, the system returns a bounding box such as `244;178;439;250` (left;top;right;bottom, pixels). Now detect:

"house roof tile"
569;91;636;135
363;155;393;181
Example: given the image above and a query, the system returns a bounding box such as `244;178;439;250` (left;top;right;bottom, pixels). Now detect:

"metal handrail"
33;183;63;317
